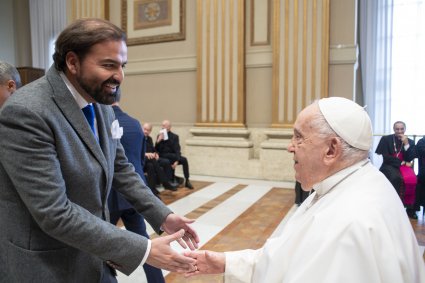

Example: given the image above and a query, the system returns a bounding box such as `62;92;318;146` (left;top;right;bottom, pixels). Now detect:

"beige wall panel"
119;71;197;125
246;67;273;126
329;0;357;45
328;64;355;100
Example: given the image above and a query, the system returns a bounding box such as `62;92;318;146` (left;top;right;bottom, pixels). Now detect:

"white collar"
312;159;370;198
59;72;91;109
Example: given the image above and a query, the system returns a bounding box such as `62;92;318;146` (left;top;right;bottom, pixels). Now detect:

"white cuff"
140;239;151;266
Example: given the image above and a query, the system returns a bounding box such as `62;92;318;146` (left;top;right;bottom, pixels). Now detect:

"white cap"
318;97;372;150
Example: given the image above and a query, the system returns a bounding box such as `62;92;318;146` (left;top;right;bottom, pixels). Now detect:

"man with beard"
0;19;198;282
182;98;425;283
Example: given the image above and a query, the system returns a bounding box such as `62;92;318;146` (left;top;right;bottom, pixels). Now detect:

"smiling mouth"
105;83;119;92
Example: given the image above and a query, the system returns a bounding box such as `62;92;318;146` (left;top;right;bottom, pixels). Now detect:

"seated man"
375;121;417;219
155;120;194;189
143;122;178;192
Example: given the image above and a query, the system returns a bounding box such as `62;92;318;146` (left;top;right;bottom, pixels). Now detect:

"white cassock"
224;160;425;283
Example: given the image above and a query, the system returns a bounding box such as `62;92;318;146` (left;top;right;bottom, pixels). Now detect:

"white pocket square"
111;120;123;139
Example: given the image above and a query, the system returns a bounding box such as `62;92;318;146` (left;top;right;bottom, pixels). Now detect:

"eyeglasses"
291;133;309;146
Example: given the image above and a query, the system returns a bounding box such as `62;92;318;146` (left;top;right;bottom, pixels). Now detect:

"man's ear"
7;80;17;93
324;137;341;165
65;51;79;75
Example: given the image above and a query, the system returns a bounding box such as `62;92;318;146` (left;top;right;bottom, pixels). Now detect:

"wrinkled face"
143;124;152;137
70;40;127;105
393;122;406;139
287;104;330;190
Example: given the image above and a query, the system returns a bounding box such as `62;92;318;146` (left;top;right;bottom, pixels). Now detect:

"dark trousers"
110;209;165;283
161;153;190;179
101;262;118;283
145;158;174;190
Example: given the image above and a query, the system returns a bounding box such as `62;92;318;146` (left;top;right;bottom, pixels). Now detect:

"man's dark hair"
53;18;126;71
393;121;406;129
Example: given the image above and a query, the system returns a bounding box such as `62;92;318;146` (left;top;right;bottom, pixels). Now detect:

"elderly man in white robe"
184;97;425;283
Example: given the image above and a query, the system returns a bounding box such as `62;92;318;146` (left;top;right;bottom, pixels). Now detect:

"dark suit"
375;134;416;197
109;106;165;283
155;131;190;180
145;135;174;188
0;66;171;282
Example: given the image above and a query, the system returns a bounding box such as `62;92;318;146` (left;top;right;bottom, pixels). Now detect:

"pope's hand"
183;250;226;277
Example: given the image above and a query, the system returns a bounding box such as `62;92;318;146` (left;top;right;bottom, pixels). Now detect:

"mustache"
103;78;120;87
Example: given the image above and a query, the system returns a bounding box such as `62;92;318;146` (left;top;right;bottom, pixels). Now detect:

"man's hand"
146;229;197;273
161;214;199;250
145;152;156;160
157;133;164;143
401;135;409;146
171;161;178;170
183;250;226;277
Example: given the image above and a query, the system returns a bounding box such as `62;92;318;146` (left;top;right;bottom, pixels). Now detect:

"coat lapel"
46;67;109;177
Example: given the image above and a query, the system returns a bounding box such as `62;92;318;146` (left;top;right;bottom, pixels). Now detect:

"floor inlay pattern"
165;187;294;283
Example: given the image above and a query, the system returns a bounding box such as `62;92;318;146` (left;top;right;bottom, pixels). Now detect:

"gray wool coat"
0;66;172;282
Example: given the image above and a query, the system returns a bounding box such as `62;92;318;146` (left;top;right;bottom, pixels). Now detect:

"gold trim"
206;0;211;121
292;0;298;123
284;0;289;123
311;0;317;101
237;0;245;124
302;0;307;107
221;0;226;122
196;0;203;123
104;0;110;19
250;0;271;46
271;0;280;125
322;0;330;98
121;0;186;45
229;0;234;122
194;122;246;128
270;123;294;129
214;0;218;122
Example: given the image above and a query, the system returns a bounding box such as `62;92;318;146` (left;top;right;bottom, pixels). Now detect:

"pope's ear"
324;137;341;164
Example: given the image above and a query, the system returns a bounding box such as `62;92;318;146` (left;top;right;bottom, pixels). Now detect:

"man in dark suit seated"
375;121;417;219
143;122;178;192
155;120;194;189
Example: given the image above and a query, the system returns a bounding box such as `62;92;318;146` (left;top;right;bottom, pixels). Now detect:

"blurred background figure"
0;60;22;107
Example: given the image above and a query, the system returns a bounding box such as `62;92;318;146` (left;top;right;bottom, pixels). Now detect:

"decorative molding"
187;127;253;148
124;55;196;75
329;44;358;65
246;49;273;68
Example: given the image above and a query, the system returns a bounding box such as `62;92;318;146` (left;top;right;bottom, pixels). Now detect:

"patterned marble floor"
116;175;425;283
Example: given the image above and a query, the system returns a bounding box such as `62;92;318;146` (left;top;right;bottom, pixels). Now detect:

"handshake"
145;215;225;276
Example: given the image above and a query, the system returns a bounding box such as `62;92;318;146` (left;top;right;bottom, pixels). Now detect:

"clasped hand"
146;214;200;273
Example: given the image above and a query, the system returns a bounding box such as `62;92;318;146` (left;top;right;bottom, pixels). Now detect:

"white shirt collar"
59;72;91;109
